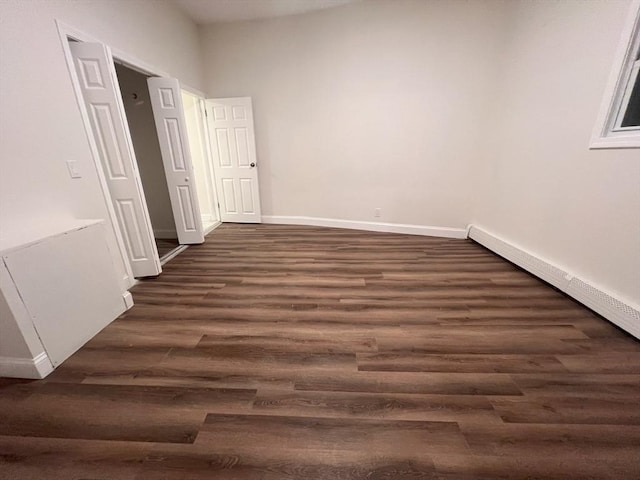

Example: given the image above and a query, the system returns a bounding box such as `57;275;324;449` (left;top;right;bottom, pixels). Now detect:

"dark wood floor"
1;224;639;479
155;238;179;258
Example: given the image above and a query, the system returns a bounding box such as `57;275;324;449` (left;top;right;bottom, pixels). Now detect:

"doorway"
114;62;181;262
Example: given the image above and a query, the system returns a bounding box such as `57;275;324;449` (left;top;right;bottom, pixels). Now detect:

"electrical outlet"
374;208;382;218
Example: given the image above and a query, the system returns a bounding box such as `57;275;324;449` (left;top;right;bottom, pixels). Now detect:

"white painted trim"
122;291;134;310
198;98;222;222
204;220;222;236
262;216;468;239
590;0;640;149
468;225;640;340
0;219;103;255
201;213;216;224
183;90;221;225
0;260;48;358
0;352;54;379
589;136;640;149
160;245;189;265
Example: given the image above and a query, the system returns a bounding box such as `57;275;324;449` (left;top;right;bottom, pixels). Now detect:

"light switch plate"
66;160;81;179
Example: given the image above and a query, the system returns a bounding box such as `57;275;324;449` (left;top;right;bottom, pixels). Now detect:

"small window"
591;1;640;149
617;53;640;129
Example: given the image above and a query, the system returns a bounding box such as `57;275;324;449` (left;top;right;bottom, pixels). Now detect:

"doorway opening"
113;62;182;262
182;91;220;233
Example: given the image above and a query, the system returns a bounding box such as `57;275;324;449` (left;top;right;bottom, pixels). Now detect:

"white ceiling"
175;0;360;24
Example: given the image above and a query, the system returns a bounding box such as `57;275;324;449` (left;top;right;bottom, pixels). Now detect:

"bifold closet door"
69;42;161;277
147;77;204;244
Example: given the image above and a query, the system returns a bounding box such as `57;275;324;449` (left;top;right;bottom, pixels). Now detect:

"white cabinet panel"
2;221;125;367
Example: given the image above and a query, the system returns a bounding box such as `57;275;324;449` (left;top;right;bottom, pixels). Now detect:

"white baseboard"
261;215;468;239
203;220;222;236
0;351;54;379
202;214;216;224
469;225;640;339
159;245;189;265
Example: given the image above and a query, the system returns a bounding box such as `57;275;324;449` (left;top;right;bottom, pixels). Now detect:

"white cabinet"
0;220;128;378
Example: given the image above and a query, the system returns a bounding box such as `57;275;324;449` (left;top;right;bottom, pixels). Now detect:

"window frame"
590;0;640;149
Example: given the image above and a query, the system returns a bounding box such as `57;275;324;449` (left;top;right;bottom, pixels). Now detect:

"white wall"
200;0;510;229
0;289;32;359
0;0;203;286
115;63;177;239
474;0;640;308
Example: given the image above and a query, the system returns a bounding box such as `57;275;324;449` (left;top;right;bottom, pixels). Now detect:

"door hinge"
204;109;208;117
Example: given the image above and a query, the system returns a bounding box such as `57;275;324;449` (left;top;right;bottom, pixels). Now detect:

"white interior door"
147;78;204;244
69;42;161;277
206;97;262;223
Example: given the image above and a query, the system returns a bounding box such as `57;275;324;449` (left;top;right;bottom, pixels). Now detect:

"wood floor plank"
357;353;569;373
294;370;523;396
43;346;172;382
136;445;438;480
460;423;640;460
561;337;640;352
373;335;586;355
557;352;640;373
433;453;639;480
111;317;404;342
0;436;150;480
0;383;256;443
198;413;469;456
509;373;640;397
81;372;296;391
491;396;640;424
162;346;358;371
252;390;501;423
84;326;204;349
196;333;378;353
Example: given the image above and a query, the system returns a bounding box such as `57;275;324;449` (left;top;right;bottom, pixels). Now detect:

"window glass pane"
621;68;640;127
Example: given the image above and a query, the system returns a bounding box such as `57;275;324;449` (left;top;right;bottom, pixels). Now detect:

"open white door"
69;42;161;277
206;97;262;223
147;78;204;244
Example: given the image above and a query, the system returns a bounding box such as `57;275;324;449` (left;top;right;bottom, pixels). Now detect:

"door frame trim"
199;97;223;223
183;91;222;227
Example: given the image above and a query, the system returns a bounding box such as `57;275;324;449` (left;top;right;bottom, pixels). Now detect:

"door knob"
250;162;256;168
